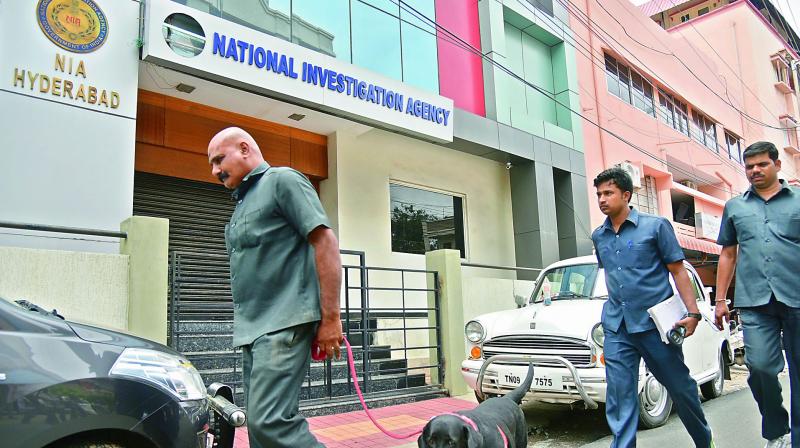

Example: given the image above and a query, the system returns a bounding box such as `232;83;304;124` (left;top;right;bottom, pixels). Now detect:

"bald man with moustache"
208;127;342;447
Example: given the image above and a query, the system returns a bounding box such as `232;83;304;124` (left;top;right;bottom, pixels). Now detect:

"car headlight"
591;323;605;347
109;348;206;401
465;320;486;343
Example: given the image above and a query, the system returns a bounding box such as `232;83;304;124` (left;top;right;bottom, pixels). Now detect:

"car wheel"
700;350;725;400
638;371;673;429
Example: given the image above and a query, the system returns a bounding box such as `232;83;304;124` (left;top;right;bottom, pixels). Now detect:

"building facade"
571;0;798;289
0;0;593;405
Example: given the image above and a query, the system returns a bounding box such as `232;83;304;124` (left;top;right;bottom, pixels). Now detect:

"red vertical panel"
435;0;486;116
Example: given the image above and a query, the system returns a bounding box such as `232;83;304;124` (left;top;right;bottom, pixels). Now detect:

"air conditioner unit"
614;161;642;189
680;180;699;190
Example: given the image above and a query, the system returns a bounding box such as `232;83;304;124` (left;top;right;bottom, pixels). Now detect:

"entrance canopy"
677;234;721;255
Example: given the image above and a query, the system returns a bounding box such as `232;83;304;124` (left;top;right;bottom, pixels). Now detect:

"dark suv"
0;297;242;448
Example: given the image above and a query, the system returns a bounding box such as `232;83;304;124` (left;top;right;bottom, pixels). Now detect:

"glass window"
658;90;674;128
526;0;554;16
691;114;705;145
221;0;291;41
698;7;710;16
291;0;351;60
390;183;466;257
704;117;718;151
618;64;631;104
352;0;402;81
692;112;718;151
659;90;690;136
605;55;620;98
530;264;600;303
725;131;742;163
606;54;654;117
400;0;439;93
631;72;655;116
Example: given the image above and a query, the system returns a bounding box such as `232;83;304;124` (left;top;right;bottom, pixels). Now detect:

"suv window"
530;264;600;303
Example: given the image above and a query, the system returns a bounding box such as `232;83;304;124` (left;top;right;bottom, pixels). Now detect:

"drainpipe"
586;0;608;169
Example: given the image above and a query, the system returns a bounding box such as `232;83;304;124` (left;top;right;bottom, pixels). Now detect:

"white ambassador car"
461;256;738;428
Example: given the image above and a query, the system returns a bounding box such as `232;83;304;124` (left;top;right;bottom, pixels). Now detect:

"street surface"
522;366;786;447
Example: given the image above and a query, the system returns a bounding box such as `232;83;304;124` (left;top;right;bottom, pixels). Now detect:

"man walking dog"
208;127;342;447
591;167;714;448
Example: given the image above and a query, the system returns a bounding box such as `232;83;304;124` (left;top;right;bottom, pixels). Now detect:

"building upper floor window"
525;0;554;16
658;89;690;136
605;54;655;117
772;53;796;91
390;183;466;257
172;0;440;94
725;131;742;163
691;111;718;152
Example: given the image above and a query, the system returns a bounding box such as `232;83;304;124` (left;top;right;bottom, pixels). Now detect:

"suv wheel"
638;371;673;429
700;350;725;400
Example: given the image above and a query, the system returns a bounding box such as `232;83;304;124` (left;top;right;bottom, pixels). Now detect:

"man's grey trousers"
242;322;325;448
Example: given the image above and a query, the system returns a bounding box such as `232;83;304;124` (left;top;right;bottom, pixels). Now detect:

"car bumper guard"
475;354;599;410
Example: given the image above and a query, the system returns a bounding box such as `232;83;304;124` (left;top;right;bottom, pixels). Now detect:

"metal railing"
168;248;445;410
0;220;127;239
461;261;542;273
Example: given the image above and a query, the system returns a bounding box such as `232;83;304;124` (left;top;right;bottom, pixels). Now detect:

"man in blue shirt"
715;141;800;448
591;167;713;448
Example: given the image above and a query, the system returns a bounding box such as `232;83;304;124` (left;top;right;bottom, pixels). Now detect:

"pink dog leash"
341;336;423;439
333;338;507;445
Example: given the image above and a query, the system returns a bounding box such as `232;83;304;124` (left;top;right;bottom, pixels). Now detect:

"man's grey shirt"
717;180;800;308
591;208;686;333
225;162;331;347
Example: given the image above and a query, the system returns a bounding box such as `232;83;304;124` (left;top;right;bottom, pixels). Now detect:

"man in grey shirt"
716;141;800;448
208;127;342;447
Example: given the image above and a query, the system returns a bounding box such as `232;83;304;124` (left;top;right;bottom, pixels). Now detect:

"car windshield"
530;263;604;304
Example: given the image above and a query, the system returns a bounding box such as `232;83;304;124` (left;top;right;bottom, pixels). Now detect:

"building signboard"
142;0;454;142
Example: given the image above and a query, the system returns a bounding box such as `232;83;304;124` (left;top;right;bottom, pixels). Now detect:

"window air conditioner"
614;161;642;189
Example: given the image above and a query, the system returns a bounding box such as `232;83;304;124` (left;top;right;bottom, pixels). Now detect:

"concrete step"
226;372;430;406
197;357;412;385
182;343;392;369
299;385;449;417
298;372;427;400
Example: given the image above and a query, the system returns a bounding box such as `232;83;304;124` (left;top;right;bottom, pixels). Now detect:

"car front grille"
482;335;594;368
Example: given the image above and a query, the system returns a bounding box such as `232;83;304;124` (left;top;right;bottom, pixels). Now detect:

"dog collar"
443;413;478;431
442;413;508;447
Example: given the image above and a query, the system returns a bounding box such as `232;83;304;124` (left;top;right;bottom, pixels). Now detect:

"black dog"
418;363;534;447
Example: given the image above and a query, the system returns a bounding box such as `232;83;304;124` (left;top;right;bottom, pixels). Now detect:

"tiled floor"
233;395;478;448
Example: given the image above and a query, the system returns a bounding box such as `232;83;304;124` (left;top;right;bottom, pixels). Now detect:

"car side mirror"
514;294;526;308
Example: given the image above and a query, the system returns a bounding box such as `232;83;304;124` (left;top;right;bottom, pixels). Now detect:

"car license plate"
532;375;562;391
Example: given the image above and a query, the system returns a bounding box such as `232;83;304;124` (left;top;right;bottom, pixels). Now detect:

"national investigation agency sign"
142;0;454;143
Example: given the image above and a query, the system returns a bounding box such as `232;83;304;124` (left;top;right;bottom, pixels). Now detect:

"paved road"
523;366;788;447
579;373;790;448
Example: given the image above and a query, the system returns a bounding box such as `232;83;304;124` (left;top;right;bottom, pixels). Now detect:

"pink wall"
435;0;485;116
674;1;800;183
571;0;751;230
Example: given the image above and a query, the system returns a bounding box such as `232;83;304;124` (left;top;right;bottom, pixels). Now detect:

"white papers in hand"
647;296;688;344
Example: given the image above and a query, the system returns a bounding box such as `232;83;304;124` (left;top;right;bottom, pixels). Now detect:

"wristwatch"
686;312;702;320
